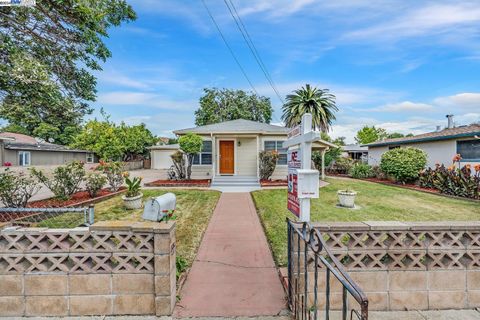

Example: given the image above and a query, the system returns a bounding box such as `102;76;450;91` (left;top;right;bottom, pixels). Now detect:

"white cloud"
433;93;480;110
344;3;480;43
97;72;151;90
376;101;434;112
97;91;197;111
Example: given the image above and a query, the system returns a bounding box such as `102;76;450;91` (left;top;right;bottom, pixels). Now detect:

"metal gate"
287;219;369;320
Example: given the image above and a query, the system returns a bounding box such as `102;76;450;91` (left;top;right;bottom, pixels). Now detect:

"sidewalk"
174;192;287;317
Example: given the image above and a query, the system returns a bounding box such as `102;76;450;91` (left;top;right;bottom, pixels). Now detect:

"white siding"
367;139;466;169
236;137;257;176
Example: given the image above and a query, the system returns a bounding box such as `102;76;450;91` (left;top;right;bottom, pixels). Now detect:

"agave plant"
123;172;142;198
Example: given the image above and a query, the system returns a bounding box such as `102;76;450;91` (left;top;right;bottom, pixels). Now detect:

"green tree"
387;132;405;139
179;133;203;180
71;119;155;161
355;126;387;144
0;0;136;144
195;88;272;126
282;84;338;131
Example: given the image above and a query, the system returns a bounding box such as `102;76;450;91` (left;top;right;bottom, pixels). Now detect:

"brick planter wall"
0;220;176;317
292;221;480;312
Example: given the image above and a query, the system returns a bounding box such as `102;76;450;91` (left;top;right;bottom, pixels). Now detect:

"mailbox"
142;193;176;221
296;169;319;199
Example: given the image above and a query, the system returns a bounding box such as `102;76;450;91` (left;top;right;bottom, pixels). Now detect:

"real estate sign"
287;149;301;217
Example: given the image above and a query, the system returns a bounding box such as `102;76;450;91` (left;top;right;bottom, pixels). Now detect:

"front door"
219;140;234;174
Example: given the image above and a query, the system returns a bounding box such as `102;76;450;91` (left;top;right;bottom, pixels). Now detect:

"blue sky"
93;0;480;142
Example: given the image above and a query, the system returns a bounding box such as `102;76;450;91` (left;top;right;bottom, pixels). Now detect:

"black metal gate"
287;219;369;320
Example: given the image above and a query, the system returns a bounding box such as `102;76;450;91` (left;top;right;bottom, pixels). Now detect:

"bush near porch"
252;177;480;266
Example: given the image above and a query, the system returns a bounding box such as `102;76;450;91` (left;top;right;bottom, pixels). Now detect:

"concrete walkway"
174;193;287;317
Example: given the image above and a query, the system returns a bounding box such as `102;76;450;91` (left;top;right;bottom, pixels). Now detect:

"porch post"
211;134;216;177
256;135;260;180
321;148;326;180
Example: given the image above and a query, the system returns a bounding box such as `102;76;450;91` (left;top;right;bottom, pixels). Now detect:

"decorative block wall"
290;221;480;312
0;220;176;317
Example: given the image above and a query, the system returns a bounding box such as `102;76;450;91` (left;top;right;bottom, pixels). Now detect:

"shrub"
327;157;354;174
380;147;427;183
349;163;374;179
259;151;279;180
85;173;107;198
419;163;480;199
312;147;342;171
96;161;124;191
179;133;203;180
371;165;386;180
0;169;40;207
31;161;86;200
170;151;186;180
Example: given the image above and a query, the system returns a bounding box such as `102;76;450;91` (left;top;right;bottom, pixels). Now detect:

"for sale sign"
287;149;301;217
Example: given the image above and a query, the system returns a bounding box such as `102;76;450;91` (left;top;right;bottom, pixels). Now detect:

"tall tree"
0;0;136;144
355;126;388;144
282;84;338;131
195;88;272;126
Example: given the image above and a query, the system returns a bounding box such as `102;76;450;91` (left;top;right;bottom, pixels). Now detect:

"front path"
174;192;286;317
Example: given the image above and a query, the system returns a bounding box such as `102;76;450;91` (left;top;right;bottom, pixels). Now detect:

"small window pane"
278;154;287;165
193;154;200;165
457;140;480;160
202;141;212;153
201;153;212;165
265;141;276;151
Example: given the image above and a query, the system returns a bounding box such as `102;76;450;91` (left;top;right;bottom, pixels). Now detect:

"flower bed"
144;179;211;188
28;187;126;208
260;179;288;187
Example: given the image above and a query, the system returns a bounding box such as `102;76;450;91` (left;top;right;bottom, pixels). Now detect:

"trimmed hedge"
380;147;427;183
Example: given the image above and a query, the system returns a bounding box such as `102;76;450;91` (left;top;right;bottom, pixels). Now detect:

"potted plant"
122;172;143;209
337;188;357;208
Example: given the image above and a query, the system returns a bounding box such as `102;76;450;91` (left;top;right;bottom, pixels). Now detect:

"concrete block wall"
0;221;176;317
290;221;480;312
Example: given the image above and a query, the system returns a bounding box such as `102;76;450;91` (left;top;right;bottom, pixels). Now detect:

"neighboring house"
342;144;368;163
149;119;335;185
0;132;96;167
365;120;480;169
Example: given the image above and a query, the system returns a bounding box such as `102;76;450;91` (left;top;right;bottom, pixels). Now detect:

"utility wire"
224;0;285;105
200;0;258;95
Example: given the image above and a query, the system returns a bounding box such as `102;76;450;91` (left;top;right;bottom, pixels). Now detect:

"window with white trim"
264;140;287;165
193;141;212;165
86;153;94;163
457;140;480;160
18;151;31;166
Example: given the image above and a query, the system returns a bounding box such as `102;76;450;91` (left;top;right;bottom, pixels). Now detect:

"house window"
193;141;212;165
389;145;400;150
264;140;287;165
18;151;31;166
457;140;480;160
86;153;94;164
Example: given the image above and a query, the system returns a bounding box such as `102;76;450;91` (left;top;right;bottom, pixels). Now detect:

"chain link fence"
0;206;94;229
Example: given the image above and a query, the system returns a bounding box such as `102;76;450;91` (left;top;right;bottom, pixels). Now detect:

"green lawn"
252;177;480;266
39;189;221;270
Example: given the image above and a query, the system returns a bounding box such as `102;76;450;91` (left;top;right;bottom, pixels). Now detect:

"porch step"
211;175;260;189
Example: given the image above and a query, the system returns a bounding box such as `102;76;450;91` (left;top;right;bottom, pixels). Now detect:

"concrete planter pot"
337;190;357;208
122;193;143;210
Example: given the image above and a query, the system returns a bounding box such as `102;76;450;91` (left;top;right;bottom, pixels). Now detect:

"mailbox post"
284;114;320;222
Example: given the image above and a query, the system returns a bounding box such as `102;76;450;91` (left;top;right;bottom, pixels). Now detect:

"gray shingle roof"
365;124;480;147
173;119;289;135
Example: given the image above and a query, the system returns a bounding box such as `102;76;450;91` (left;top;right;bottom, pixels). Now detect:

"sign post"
284;113;320;222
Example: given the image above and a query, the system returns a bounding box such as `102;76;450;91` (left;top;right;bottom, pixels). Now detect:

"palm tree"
281;84;338;131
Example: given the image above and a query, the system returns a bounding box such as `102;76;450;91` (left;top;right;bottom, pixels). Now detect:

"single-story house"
342;144;368;163
365;122;480;169
149;119;335;186
0;132;96;167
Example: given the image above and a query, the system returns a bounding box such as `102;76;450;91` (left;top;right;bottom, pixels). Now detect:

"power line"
200;0;258;95
224;0;285;105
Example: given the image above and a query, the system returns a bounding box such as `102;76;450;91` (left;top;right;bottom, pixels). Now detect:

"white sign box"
296;169;319;199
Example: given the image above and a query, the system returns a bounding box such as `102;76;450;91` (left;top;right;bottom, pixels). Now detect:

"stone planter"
122;193;143;210
337;190;357;208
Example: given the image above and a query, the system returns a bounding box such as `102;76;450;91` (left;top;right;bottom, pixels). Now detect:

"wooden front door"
219;140;234;174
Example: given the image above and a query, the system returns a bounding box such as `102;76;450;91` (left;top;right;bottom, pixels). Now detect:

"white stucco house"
149;119;335;187
366;122;480;169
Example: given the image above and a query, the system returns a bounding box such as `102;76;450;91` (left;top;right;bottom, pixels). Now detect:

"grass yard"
252;177;480;266
39;189;221;270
